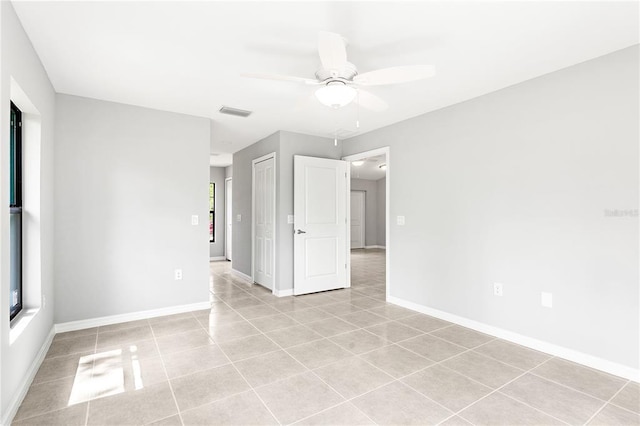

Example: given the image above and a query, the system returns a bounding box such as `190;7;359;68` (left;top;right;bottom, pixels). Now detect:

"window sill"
10;308;40;345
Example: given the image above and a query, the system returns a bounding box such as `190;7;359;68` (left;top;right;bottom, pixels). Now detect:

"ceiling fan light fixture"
315;81;356;108
352;160;365;167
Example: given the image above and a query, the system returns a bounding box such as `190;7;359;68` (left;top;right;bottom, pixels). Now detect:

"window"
10;102;23;320
209;183;215;242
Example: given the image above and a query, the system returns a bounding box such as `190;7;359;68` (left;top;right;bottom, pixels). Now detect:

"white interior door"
294;155;347;295
225;178;232;261
350;191;365;249
253;157;275;289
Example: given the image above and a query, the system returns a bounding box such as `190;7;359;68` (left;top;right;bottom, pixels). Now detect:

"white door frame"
342;147;390;298
225;177;232;261
350;190;366;249
251;152;277;293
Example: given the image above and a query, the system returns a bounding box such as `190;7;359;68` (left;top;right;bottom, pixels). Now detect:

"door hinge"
345;263;347;269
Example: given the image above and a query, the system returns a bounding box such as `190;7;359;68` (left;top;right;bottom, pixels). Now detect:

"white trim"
224;177;232;261
274;288;294;297
346;164;352;288
231;268;253;284
209;256;226;261
343;147;390;300
55;301;210;333
364;245;386;249
2;326;55;426
251;152;277;295
388;295;639;382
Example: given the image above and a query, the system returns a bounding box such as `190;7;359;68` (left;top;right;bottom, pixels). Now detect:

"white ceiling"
12;1;639;167
351;155;386;181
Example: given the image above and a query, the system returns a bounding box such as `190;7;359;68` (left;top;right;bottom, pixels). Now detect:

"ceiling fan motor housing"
315;62;358;83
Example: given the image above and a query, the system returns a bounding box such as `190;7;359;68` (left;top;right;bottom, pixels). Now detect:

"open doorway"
344;148;389;300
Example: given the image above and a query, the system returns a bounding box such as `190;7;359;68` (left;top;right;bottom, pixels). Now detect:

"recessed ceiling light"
352;160;365;167
379;163;387;170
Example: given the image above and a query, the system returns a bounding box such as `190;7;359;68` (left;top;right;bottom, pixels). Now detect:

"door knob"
296;229;306;234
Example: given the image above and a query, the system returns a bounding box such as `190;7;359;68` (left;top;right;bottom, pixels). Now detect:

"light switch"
237;214;242;222
397;215;405;226
541;292;553;308
287;215;294;224
191;215;199;225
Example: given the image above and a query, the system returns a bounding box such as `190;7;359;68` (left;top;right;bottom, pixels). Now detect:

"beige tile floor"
12;249;640;425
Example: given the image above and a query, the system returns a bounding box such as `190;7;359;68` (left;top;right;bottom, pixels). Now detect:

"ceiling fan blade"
318;31;347;75
354;65;435;86
241;72;320;85
357;89;388;112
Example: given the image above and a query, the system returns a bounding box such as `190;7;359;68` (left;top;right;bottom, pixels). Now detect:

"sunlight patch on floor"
68;345;143;406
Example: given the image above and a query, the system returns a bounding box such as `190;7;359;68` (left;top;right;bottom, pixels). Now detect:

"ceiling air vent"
334;129;356;139
219;106;252;118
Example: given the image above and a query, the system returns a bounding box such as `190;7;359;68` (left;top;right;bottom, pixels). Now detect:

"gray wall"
209;166;226;258
377;177;386;247
0;2;56;418
55;95;210;323
350;177;386;247
225;165;233;178
351;179;378;247
343;46;639;370
231;131;341;292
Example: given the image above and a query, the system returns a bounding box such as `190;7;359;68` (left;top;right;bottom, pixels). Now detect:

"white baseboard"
210;256;226;261
364;245;386;249
387;295;639;382
230;268;253;284
55;301;211;333
274;288;293;297
3;326;55;426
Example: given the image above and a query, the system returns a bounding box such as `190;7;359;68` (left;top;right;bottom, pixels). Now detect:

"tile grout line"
190;282;624;421
203;294;284;425
604;382;640;416
83;330;100;426
436;356;572;426
216;272;454;425
526;369;632;409
336;298;635;423
331;322;571;425
26;258;630;426
580;377;631;425
216;283;382;425
149;320;186;426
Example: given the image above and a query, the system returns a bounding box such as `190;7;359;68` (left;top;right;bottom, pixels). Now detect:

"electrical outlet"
287;215;294;224
237;214;242;222
493;283;503;297
541;292;553;308
397;215;405;226
191;215;199;225
174;269;183;280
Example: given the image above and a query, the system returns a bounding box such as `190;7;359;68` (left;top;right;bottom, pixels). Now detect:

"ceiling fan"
242;31;435;111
